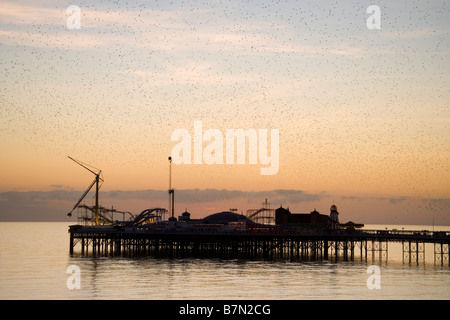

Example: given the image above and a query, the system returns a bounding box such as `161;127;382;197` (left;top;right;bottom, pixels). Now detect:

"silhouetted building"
178;210;254;225
178;210;191;222
202;211;254;225
275;206;330;231
337;221;364;230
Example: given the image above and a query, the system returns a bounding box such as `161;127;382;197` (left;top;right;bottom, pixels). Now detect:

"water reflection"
1;223;448;300
66;255;391;299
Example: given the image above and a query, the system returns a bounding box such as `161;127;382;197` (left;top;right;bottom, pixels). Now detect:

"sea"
0;222;449;300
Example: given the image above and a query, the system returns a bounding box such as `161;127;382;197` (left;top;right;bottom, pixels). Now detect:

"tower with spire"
329;204;340;230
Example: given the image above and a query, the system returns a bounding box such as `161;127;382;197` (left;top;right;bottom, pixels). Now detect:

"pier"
66;157;449;265
69;225;450;265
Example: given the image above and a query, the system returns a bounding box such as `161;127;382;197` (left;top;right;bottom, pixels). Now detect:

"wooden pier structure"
69;225;450;265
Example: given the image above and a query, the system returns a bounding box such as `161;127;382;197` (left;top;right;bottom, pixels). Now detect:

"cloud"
0;2;63;25
0;1;364;58
387;197;407;205
121;62;263;86
0;28;114;49
0;188;323;203
49;184;74;190
73;188;324;204
342;195;410;205
0;188;324;221
0;190;77;202
1;189;449;224
382;28;443;40
341;195;409;205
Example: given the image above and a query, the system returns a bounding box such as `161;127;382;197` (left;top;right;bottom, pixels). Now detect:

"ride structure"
67;156;103;226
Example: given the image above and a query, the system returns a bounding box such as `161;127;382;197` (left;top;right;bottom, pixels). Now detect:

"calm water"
0;222;449;300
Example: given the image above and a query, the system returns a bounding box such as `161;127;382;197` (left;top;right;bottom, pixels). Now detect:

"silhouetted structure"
67;157;449;264
275;206;330;231
329;205;340;230
201;211;254;225
68;223;450;265
246;198;275;225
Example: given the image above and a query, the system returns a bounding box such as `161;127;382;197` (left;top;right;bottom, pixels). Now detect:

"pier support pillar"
69;233;74;255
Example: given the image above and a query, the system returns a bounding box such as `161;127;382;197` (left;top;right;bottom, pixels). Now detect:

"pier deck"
68;225;450;264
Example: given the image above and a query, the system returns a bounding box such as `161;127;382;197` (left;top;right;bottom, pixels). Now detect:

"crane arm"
67;177;97;217
68;156;103;178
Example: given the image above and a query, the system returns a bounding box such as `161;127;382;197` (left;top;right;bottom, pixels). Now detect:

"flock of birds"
1;1;448;218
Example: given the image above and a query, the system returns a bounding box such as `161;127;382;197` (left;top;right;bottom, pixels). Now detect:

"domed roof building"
201;211;254;225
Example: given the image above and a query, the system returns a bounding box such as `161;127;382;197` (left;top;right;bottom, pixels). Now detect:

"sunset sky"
1;1;449;225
